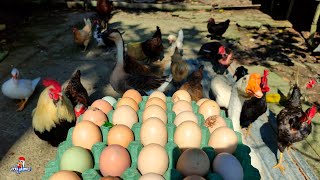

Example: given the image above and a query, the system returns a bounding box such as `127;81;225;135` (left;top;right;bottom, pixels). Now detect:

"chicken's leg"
273;152;285;174
16;98;28;111
244;124;253;138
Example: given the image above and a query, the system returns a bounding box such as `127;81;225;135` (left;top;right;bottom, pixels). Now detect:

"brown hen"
179;65;204;102
73;18;92;51
64;70;89;107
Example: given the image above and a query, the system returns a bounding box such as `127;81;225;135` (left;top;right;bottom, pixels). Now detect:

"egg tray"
42;96;260;180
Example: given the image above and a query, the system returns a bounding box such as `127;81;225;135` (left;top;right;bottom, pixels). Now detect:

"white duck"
1;68;41;111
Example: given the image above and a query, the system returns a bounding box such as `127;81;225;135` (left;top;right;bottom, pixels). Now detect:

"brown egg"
116;97;139;112
123;89;142;104
91;99;113;115
138;143;169;175
149;91;166;102
112;105;138;129
142;105;167;124
208;127;238;154
49;170;81;180
176;148;210;177
139;173;165;180
199;100;220;120
174;121;202;149
82;107;108;126
101;177;121;180
196;98;209;106
174;111;198;127
141;117;168;147
72;120;102;150
204;115;227;133
100;144;131;177
172;90;192;103
107;124;134;148
172;100;193;116
146;97;166;110
183;175;206;180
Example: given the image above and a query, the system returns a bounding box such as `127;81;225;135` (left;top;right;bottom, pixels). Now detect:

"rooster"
206;18;230;40
198;42;233;67
96;0;113;30
127;26;164;64
273;83;317;173
74;102;87;119
64;70;89;108
72;18;92;52
32;79;76;147
240;69;270;137
179;65;204;102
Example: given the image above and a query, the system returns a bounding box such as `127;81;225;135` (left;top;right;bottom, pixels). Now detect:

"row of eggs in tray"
49;89;244;180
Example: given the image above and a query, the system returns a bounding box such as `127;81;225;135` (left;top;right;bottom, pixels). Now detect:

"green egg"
60;146;93;173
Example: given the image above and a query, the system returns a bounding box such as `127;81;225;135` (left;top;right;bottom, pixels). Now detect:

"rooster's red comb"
42;79;62;93
307;105;317;119
218;46;226;55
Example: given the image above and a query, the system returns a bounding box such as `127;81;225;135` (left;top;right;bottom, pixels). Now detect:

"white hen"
168;29;184;56
2;68;41;111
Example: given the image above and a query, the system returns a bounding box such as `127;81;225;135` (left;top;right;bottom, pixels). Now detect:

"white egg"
102;96;117;106
213;153;243;180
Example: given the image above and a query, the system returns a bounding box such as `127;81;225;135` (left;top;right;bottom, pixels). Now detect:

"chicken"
1;68;41;111
72;18;92;51
74;102;87;118
96;0;113;29
233;66;248;81
206;18;230;40
171;47;200;87
179;65;204;102
198;42;233;68
32;79;76;147
102;29;171;95
240;69;270;137
273;84;317;174
127;26;164;64
64;70;89;107
168;29;184;56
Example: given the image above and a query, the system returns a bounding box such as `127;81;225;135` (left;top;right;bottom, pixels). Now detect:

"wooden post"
309;1;320;47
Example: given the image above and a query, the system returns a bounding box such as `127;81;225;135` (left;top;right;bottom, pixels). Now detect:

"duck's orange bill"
246;73;263;98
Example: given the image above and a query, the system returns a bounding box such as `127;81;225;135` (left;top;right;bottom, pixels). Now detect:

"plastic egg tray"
42;96;260;180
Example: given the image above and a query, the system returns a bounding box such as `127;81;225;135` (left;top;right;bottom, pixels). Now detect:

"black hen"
206;18;230;39
273;83;317;173
240;70;270;135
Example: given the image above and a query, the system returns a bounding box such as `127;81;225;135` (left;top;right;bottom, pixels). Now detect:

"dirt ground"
0;5;319;180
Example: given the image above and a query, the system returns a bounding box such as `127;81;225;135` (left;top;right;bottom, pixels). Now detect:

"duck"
101;29;171;95
1;68;41;111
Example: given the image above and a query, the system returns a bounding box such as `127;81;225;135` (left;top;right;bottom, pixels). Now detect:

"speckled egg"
112;105;138;128
198;100;220;120
82;107;108;126
123;89;142;104
204;115;227;133
142;105;167;124
172;90;192;103
91;99;113;115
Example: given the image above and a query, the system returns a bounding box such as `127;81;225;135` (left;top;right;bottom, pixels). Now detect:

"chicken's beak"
246;73;263;98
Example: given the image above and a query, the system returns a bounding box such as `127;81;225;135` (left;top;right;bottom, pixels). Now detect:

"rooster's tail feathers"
177;29;184;43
